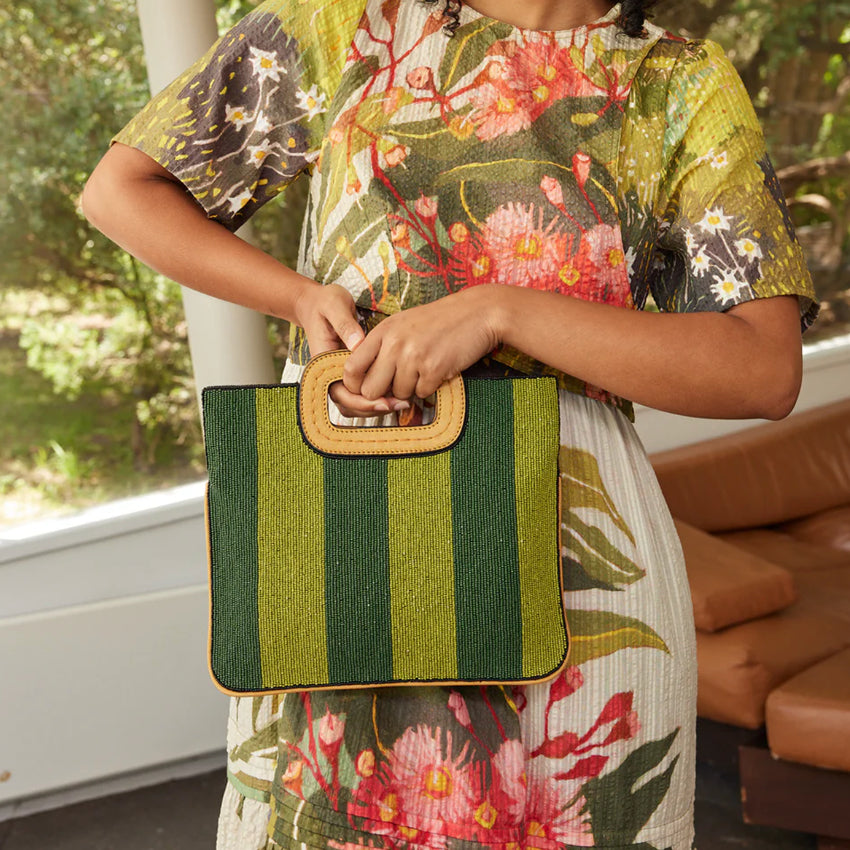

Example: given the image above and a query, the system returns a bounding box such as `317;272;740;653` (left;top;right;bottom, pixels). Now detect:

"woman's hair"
419;1;658;37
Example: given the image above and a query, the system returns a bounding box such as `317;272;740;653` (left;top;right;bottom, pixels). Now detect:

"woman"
82;0;817;847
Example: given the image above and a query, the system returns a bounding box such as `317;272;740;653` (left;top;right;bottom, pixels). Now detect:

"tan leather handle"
298;350;466;456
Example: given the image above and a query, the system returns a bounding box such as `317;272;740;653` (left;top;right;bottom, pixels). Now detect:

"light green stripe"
512;379;568;678
227;770;271;803
387;452;457;680
255;388;328;687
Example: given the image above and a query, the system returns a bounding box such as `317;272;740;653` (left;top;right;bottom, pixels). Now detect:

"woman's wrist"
458;284;511;349
287;275;324;326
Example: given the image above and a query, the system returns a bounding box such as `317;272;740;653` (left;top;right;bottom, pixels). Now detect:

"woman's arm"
83;146;803;422
340;284;803;421
81;143;410;415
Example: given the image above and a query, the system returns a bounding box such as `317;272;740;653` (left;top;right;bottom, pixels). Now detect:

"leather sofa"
649;397;850;846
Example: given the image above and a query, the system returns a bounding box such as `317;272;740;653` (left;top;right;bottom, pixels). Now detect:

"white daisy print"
711;274;749;305
249;47;284;82
692;248;711;274
625;246;637;278
699;207;732;235
252;111;274;135
227;188;253;214
710;151;729;169
735;237;763;262
296;84;327;120
225;104;251;130
248;140;274;166
684;228;698;253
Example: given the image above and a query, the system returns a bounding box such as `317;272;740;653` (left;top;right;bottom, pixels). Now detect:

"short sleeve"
112;0;365;231
649;40;819;331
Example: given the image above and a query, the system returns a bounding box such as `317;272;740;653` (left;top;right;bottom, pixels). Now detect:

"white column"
135;0;277;391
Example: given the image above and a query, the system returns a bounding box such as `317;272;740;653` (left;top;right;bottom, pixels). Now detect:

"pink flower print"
384;144;408;168
449;222;470;243
504;39;579;110
350;725;477;844
469;40;581;140
469;81;535;141
449;236;497;288
406;65;434;90
572;152;592;190
282;759;304;798
390;220;411;250
415;193;438;221
356;748;377;778
492;741;593;848
319;708;345;756
447;691;472;729
480;203;571;290
540;175;565;208
581;223;631;306
491;740;526;822
548;666;584;704
539;691;641;785
382;86;407;115
524;774;594;848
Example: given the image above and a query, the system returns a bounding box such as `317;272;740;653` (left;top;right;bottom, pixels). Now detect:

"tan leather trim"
299;350;466;456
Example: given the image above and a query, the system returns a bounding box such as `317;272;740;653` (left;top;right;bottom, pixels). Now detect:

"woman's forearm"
489;285;802;420
80;143;316;322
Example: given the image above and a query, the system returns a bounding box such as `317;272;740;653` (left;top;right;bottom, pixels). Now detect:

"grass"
0;328;203;528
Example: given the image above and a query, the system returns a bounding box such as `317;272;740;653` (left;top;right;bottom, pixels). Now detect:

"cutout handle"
299;350;466;457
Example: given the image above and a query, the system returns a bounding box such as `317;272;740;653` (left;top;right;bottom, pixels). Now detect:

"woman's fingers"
342;330;381;395
328;381;408;418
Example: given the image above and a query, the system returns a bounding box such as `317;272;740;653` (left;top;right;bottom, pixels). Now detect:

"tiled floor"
0;760;816;849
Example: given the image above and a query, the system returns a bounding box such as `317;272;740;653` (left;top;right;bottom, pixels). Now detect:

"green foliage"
2;0;849;521
0;0;299;508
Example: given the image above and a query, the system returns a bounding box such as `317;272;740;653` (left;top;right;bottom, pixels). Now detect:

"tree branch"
777;152;850;193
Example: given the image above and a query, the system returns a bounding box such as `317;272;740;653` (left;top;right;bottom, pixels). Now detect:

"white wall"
0;337;848;817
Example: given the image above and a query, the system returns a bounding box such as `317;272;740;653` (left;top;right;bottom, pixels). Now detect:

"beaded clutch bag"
202;350;568;694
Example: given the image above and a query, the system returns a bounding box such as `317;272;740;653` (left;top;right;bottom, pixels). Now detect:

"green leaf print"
565;609;669;666
560;447;635;543
579;730;680;846
563;509;644;590
434;156;574;189
565;843;669;850
317;178;394;289
438;18;513;92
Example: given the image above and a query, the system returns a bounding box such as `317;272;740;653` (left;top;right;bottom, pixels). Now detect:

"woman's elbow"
759;351;802;421
79;166;108;229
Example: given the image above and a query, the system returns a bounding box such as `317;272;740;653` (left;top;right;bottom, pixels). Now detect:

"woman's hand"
293;283;412;418
342;286;501;403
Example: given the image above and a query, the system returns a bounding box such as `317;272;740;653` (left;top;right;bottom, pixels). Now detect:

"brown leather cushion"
675;520;798;632
650;398;850;532
695;603;850;728
780;504;850;554
717;528;850;573
791;567;850;624
766;647;850;771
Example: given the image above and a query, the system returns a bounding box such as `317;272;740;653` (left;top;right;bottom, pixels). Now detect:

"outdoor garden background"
1;0;848;526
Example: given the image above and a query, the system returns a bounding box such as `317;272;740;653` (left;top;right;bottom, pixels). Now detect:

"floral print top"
114;0;818;415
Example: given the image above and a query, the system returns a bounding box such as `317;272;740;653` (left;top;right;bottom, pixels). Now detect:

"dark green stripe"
451;379;523;680
324;457;393;684
204;388;261;692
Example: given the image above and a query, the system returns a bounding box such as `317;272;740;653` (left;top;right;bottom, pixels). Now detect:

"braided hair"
419;0;658;37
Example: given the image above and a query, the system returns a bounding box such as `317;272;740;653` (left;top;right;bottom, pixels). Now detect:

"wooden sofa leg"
740;746;850;839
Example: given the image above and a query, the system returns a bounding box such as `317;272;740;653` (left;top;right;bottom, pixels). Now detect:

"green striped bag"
202;350;568;694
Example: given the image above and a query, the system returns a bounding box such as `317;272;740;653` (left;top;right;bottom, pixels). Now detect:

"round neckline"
457;1;621;37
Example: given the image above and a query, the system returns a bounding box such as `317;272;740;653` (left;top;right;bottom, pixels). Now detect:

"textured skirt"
216;364;697;850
